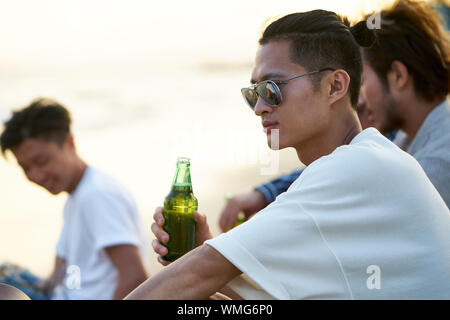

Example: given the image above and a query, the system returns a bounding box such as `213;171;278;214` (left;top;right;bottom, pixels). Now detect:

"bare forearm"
125;245;241;300
105;244;148;300
125;248;218;299
113;276;147;300
42;256;66;295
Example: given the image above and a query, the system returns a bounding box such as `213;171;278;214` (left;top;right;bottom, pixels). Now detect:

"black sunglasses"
241;68;335;110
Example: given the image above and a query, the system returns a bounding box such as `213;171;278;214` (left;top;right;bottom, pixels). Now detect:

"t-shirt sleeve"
80;191;142;252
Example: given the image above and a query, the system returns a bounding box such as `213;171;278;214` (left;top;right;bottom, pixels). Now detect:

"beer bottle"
224;193;246;232
162;157;198;262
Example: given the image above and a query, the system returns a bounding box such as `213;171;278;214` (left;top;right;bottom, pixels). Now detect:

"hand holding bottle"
151;206;213;266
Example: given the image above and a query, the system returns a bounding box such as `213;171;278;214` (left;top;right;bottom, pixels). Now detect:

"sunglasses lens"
241;88;258;109
241;81;282;110
256;81;281;106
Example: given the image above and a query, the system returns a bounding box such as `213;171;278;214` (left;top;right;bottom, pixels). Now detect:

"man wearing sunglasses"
219;0;450;232
127;8;450;300
219;76;382;233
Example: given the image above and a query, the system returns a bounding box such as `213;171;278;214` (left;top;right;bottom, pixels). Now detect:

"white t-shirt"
52;167;149;300
206;128;450;299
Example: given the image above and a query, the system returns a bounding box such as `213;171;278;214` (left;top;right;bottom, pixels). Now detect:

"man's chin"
45;187;63;195
267;140;285;151
379;120;400;136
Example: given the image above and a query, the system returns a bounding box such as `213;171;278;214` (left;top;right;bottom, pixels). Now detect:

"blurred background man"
0;98;149;299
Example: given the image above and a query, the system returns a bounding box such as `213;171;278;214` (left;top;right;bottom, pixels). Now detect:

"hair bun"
350;20;376;47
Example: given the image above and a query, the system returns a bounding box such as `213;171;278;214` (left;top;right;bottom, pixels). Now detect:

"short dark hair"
362;0;450;101
259;10;375;108
0;98;71;156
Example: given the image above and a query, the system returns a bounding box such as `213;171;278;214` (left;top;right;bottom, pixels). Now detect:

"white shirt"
52;167;148;300
206;128;450;299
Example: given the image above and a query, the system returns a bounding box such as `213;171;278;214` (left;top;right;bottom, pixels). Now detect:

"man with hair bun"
359;0;450;208
127;8;450;300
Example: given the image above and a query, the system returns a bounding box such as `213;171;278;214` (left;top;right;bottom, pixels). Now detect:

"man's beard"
378;91;402;136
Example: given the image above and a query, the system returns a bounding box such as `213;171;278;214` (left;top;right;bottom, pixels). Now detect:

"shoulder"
290;129;423;200
73;167;136;209
306;129;413;178
411;100;450;158
78;167;129;195
409;105;450;176
413;130;450;164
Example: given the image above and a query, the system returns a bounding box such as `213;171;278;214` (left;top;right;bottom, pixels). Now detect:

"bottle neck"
171;164;193;193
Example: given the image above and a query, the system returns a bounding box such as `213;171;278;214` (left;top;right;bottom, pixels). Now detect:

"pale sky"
0;0;393;71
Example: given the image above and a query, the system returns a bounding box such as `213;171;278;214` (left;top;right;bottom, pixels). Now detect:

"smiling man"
0;98;149;299
127;9;450;300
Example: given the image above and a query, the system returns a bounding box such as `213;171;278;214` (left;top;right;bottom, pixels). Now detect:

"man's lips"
262;120;279;133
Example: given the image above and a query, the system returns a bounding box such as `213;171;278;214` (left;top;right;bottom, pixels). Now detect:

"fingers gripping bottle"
162;157;198;261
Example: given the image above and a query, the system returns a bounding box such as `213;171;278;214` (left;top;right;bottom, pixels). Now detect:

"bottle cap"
177;157;191;164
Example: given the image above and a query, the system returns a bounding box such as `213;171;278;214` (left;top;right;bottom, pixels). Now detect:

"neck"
67;157;87;194
399;96;444;140
295;110;362;166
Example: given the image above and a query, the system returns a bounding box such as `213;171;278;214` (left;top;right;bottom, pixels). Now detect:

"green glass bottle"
224;193;246;232
162;157;198;262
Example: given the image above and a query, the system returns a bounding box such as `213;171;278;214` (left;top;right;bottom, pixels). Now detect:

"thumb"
194;211;213;246
194;211;208;228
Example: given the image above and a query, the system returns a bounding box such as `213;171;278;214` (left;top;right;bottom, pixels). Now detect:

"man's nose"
254;97;274;117
357;91;366;109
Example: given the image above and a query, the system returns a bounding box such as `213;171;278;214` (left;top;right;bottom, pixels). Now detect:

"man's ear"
327;69;351;105
64;133;75;150
387;60;409;93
